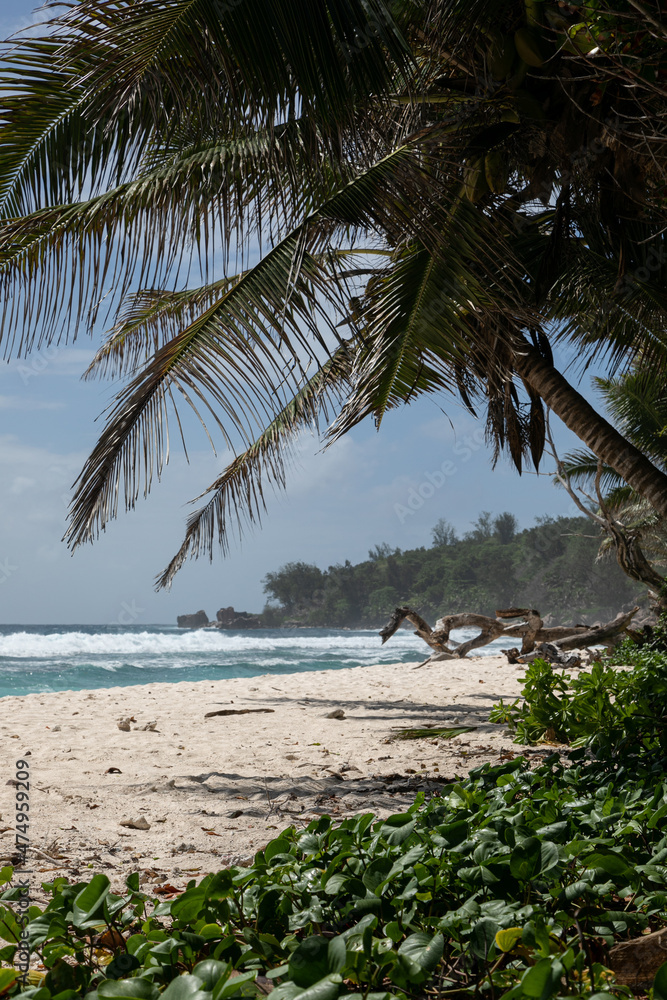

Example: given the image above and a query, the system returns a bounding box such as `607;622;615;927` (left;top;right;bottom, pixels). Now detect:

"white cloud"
10;476;36;495
0;395;65;411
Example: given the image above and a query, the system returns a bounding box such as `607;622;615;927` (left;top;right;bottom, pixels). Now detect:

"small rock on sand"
119;816;151;830
325;709;345;719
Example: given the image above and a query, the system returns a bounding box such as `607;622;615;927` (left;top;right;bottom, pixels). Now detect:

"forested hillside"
261;513;644;628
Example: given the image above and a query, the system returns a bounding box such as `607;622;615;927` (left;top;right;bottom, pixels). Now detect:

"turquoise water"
0;624;508;698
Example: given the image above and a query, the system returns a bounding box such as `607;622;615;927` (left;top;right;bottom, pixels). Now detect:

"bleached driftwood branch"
380;605;640;666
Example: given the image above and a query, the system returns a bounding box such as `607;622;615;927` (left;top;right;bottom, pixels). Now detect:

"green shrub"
489;651;667;761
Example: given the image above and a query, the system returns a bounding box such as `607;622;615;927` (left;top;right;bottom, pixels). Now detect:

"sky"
0;1;594;625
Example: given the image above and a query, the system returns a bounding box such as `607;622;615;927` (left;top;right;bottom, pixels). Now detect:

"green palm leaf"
64;135;450;549
154;344;354;590
83;278;249;382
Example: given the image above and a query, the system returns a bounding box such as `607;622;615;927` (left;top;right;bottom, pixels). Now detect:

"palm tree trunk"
514;339;667;522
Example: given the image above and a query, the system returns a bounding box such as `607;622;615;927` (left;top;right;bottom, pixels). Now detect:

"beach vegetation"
261;512;641;628
3;745;667;1000
490;617;667;750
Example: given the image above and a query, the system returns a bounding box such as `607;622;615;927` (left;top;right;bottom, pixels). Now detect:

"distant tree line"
261;513;644;628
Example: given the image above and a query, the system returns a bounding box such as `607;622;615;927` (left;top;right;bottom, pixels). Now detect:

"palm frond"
0;123;349;355
48;0;411;129
0;120;461;357
82;277;247;382
0;35;147;218
330;197;537;442
548;224;667;377
64;236;344;551
155;344;355;590
557;448;626;496
593;372;667;466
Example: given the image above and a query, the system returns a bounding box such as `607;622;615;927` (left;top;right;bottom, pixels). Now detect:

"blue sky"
0;1;592;624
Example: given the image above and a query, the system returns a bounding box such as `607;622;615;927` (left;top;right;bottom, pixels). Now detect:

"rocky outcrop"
177;610;209;629
176;607;265;629
215;606;263;629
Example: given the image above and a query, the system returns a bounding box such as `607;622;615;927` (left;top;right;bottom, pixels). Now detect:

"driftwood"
609;925;667;988
380;605;640;665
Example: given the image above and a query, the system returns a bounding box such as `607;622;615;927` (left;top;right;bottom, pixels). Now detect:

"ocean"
0;624;509;698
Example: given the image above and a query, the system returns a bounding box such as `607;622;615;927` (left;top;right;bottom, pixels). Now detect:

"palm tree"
553;370;667;603
1;0;667;591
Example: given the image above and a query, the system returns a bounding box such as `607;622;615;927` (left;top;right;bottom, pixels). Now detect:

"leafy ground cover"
3;634;667;1000
2;751;667;1000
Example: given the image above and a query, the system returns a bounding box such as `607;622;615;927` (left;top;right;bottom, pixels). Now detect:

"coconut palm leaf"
557;448;626;496
0;0;410;218
0;116;465;358
155;342;355;590
547;225;667;376
0;124;347;354
56;0;411;126
64;241;337;550
330;200;537;443
63;137;456;550
82;280;246;382
595;373;667;464
0;36;147;218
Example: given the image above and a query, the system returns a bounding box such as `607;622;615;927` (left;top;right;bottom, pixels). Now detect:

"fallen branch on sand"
204;708;275;718
380;605;640;665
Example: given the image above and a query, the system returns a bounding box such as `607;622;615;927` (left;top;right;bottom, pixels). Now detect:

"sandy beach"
1;656;533;899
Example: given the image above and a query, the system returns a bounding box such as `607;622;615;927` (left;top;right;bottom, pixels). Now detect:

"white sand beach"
1;656;533;899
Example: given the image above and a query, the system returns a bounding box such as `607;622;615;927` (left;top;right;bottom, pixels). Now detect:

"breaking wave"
0;624;508;697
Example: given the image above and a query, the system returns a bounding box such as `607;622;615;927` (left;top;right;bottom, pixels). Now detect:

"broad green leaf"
560;880;590;902
125;873;140;892
213;972;257;1000
297;833;321;855
327;936;347;974
193;961;231;991
510;839;541;881
171;887;206;922
206;871;234;900
495;927;523;952
105;953;141;979
0;904;22;943
72;874;110;927
385;922;402;943
470;918;499;960
540;842;560;873
654;961;667;1000
0;969;17;993
274;975;341;1000
98;980;160;1000
161;976;210;1000
362;857;393;893
584;851;632;876
264;839;292;864
398;932;444;972
289;936;330;987
520;958;563;999
380;816;417;846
